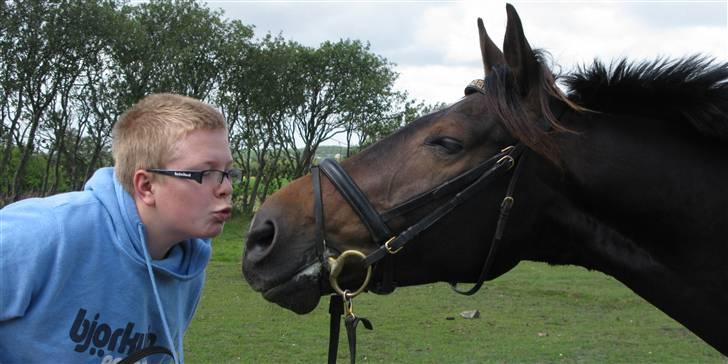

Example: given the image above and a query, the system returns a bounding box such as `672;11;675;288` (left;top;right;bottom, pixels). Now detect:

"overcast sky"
206;0;728;106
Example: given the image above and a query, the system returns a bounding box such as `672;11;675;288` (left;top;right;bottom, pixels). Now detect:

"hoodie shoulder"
0;190;103;319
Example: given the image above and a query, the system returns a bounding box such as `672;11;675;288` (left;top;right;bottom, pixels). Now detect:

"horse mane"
563;56;728;142
484;52;728;165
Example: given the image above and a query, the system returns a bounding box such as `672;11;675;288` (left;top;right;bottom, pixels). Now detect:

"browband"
464;78;486;95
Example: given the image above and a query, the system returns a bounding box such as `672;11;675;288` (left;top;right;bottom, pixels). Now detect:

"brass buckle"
327;250;372;298
497;155;515;169
500;145;515;153
384;236;402;254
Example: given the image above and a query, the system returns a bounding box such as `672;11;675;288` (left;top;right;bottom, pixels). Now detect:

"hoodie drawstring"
139;224;181;364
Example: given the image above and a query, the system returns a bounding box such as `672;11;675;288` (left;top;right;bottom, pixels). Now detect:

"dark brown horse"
243;4;728;355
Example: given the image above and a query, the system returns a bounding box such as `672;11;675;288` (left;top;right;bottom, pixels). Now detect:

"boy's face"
152;128;234;241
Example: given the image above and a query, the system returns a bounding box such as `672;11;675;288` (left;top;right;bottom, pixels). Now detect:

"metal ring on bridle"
327;250;373;298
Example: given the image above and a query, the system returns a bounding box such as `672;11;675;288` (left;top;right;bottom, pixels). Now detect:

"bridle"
310;79;533;364
314;142;526;290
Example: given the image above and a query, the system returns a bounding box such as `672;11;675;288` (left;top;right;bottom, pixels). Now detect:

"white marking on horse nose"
293;262;322;282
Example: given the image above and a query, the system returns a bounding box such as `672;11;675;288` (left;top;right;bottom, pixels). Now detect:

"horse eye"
426;136;464;154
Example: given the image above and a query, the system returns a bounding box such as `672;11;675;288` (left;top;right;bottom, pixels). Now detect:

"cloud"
400;1;728;103
208;1;728;105
395;64;482;105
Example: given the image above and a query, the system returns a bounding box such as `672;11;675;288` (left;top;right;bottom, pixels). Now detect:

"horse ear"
503;4;539;96
478;17;505;76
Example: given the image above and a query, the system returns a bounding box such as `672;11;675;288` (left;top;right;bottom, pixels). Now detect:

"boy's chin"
202;223;225;238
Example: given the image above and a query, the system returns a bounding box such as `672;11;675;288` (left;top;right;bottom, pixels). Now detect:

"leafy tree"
5;1;105;201
281;39;399;178
216;21;263;214
242;36;305;211
117;0;227;100
0;0;22;196
0;0;431;206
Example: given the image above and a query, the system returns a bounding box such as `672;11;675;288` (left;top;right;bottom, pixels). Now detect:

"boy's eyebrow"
191;161;234;170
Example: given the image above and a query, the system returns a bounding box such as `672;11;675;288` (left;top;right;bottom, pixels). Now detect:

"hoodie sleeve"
0;199;62;321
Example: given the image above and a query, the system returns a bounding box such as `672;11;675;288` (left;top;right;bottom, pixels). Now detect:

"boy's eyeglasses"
146;168;242;185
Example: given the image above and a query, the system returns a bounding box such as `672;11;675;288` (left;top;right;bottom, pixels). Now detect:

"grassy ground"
185;214;726;363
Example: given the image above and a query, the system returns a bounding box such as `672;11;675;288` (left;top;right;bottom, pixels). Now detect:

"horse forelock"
482;50;570;167
564;56;728;143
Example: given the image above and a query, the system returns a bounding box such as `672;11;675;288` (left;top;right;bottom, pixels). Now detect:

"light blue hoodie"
0;167;211;363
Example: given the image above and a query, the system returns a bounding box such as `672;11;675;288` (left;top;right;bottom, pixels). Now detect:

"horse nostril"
245;220;276;261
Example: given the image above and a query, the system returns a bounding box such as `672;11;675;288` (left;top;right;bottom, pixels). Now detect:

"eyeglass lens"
203;170;242;184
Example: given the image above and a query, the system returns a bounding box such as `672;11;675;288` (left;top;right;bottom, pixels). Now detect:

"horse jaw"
260;262;324;314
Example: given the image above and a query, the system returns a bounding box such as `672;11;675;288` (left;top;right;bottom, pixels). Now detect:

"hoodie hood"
84;167;211;280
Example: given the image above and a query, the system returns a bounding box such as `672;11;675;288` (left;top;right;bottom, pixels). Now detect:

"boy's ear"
133;170;156;206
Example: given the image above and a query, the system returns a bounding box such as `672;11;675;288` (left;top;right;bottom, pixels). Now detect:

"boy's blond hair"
112;93;228;194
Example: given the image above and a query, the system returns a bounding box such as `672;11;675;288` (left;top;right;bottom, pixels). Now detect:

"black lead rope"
327;294;374;364
344;311;373;364
328;295;343;364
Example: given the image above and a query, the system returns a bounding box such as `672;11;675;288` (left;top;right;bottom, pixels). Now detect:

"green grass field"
185;214;726;363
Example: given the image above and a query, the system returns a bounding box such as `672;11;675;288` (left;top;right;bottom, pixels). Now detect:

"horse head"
243;4;570;314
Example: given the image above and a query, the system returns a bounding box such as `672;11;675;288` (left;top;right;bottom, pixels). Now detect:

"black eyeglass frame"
146;168;242;185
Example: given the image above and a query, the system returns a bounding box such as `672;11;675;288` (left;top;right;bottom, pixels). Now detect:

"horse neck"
525;112;728;354
547;112;728;264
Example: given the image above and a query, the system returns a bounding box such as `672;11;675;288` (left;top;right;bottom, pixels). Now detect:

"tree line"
0;0;442;211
